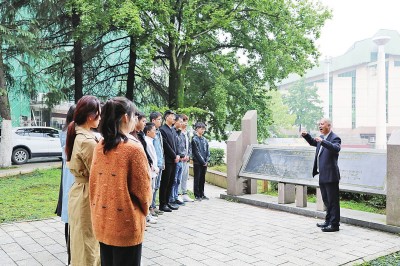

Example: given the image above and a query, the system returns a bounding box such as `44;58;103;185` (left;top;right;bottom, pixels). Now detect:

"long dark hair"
65;95;101;161
100;97;137;153
63;104;76;131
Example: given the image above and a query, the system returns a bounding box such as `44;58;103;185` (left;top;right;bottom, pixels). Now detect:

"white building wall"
357;64;378;127
332;76;352;128
315;81;328;114
388;59;400;126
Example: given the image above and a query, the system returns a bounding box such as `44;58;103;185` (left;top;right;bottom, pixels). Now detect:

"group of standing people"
55;95;211;266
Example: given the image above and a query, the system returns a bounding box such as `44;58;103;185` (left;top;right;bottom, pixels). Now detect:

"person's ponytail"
99;97;137;153
65;121;76;162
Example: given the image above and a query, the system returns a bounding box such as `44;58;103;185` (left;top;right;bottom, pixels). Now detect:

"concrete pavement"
0;159;61;178
1;163;400;265
1;177;400;265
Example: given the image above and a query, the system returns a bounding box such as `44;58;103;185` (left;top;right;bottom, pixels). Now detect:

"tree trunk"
0;51;12;167
126;36;137;101
168;43;178;109
72;9;83;103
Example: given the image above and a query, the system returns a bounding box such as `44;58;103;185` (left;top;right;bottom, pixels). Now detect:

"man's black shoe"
160;205;172;212
321;225;339;232
167;203;179;210
175;199;185;206
316;222;329;228
195;197;202;201
201;196;209;200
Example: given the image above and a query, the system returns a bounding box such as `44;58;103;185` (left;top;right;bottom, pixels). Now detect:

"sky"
316;0;399;58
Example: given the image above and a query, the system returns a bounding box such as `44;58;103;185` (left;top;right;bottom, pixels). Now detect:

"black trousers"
319;182;340;226
159;163;177;207
193;164;207;198
100;242;142;266
65;223;71;265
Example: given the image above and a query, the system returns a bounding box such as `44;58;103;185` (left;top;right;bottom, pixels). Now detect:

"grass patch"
340;200;385;215
0;168;61;223
209;164;227;173
255;180;385;215
357;251;400;265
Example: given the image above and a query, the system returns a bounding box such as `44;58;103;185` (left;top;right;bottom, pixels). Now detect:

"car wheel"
12;148;29;165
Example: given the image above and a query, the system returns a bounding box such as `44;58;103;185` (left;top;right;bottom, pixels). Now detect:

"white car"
11;126;62;164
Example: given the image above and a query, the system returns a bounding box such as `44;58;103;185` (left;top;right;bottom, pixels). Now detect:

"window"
338;70;356;128
43;129;59;138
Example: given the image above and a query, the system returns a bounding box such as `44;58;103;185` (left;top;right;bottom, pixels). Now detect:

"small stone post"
296;185;307;207
386;130;400;226
278;183;295;204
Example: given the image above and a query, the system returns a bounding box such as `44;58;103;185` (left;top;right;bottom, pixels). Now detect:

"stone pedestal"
241;110;258;194
278;183;295;204
227;131;246;195
296;185;307;207
316;187;326;211
386;130;400;226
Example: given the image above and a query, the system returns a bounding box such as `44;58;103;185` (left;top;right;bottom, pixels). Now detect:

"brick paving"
1;179;400;265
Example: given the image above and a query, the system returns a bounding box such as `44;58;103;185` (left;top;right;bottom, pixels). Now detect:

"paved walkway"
1;177;400;266
0;160;61;178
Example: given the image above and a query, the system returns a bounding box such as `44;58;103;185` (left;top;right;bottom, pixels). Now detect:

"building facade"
279;29;400;142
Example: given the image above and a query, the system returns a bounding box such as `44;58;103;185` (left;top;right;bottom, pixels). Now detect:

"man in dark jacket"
159;110;180;212
302;118;341;232
191;122;210;201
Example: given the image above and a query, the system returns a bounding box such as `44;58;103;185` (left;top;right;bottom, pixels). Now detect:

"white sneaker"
182;194;194;202
178;195;183;202
147;215;157;224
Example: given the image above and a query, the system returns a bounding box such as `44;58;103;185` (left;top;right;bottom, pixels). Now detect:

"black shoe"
201;195;209;200
175;199;185;206
195;197;202;201
160;205;172;212
321;225;339;232
316;222;329;228
167;203;179;210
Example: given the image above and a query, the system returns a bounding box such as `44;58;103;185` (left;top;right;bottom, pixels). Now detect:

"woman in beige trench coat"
65;95;101;266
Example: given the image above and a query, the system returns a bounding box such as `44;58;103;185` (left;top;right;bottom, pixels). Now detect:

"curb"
220;193;400;234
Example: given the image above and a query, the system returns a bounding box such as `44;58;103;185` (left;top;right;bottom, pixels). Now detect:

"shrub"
209;148;224;166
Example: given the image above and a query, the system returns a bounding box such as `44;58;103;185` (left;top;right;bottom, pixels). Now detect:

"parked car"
11;126;62;164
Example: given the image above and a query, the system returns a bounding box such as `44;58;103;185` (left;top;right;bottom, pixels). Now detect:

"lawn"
0;168;61;223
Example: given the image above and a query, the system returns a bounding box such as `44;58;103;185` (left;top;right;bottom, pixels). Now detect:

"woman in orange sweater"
89;97;151;266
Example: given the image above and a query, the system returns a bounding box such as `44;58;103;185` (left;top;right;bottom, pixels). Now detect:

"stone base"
296;185;307;207
278;183;295;204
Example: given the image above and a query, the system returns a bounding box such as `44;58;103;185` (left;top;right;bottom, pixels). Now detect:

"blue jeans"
151;170;163;209
170;162;183;202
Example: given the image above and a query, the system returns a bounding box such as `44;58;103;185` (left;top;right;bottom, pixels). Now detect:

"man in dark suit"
159;110;180;212
302;118;341;232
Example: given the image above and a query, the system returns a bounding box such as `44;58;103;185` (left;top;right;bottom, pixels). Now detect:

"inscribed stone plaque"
239;145;386;195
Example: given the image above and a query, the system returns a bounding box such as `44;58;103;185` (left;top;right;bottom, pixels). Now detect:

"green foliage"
147;105;209;127
209;148;225;167
209;164;227;173
265;184;386;214
0;168;61;223
266;90;296;137
284;78;324;131
340;192;386;209
3;0;332;141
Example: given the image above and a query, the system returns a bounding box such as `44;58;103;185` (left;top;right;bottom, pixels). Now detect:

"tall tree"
148;0;331;109
0;0;43;167
266;89;296;137
283;78;323;132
